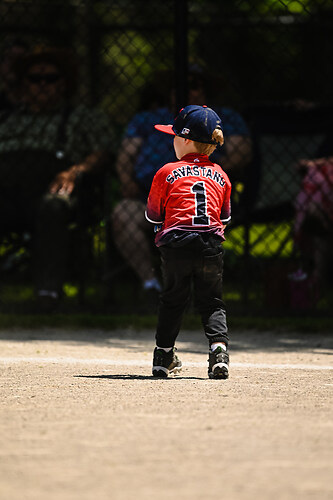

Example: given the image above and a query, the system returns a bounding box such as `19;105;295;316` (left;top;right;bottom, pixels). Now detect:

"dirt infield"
0;327;332;500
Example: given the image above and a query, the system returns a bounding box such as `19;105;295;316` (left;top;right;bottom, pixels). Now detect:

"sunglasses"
26;73;62;84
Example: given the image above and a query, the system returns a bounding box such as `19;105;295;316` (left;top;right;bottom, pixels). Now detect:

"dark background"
1;0;333;315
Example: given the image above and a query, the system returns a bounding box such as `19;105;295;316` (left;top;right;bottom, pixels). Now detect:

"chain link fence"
0;0;332;315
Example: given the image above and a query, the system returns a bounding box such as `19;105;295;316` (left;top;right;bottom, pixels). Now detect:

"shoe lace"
155;348;176;365
210;346;228;363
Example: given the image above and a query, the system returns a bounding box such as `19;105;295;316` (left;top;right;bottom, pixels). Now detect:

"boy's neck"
182;139;199;156
181;151;205;160
185;147;199;155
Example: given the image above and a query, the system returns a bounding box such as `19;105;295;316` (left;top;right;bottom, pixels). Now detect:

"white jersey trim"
145;210;163;224
221;216;231;224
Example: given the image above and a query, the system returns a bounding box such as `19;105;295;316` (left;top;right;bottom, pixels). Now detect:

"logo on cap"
154;105;223;145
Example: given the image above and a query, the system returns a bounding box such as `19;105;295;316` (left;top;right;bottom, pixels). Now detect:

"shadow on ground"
0;327;332;354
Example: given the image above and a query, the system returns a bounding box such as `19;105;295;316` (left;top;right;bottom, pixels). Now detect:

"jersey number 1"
191;181;210;225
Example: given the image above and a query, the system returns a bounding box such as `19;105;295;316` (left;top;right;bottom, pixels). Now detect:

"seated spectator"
111;68;252;304
294;150;333;296
0;46;115;311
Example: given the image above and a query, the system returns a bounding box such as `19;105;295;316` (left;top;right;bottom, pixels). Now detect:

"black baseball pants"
155;238;229;348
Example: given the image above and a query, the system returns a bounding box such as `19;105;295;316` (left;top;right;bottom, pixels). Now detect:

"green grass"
225;222;294;258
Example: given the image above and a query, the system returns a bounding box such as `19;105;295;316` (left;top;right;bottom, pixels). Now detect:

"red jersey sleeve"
220;181;231;224
145;166;168;223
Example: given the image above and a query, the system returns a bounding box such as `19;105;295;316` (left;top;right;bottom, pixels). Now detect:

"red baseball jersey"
145;152;231;246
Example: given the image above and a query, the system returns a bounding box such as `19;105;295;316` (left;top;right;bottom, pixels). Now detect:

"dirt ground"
0;327;332;500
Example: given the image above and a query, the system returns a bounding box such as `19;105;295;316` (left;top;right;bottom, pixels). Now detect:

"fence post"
174;0;188;114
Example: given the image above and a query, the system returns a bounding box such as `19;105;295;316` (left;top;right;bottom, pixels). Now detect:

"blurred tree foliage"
1;0;332;122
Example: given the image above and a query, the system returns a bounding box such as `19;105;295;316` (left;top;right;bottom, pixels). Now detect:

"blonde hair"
193;128;224;156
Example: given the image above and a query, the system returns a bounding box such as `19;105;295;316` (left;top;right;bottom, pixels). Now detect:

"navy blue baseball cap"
154;105;223;145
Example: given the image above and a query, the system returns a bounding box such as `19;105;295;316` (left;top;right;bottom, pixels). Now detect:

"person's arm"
114;136;143;198
217;135;253;179
49;151;106;196
49;105;114;196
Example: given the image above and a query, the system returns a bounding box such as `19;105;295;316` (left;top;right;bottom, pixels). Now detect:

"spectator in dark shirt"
0;46;115;311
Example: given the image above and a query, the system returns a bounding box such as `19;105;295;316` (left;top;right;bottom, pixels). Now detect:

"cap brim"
154;124;175;135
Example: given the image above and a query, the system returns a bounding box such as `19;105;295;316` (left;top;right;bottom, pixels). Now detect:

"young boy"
145;104;232;379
